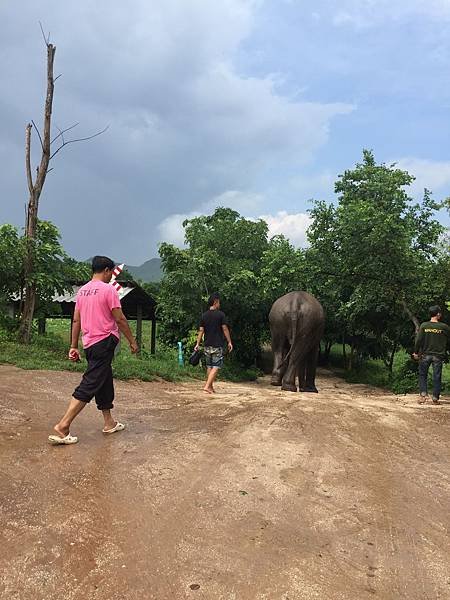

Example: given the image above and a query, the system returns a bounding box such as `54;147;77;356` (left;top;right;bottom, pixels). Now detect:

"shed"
42;280;157;353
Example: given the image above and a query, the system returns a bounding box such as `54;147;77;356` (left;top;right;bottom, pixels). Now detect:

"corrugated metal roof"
53;285;135;303
9;282;156;320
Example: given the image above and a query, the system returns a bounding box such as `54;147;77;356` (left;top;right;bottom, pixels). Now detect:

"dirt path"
0;365;449;600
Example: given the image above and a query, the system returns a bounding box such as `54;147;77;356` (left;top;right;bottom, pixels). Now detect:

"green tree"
304;201;345;363
141;280;161;300
31;221;90;317
306;150;446;371
158;208;306;365
0;224;23;302
159;208;269;364
260;235;306;303
0;220;90;327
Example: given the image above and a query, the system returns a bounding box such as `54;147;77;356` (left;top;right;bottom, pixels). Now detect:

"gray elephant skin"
269;291;325;392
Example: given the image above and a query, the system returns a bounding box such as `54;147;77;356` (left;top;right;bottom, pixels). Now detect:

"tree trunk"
388;342;398;373
342;335;347;368
348;343;355;371
401;301;420;334
18;44;56;343
323;340;332;365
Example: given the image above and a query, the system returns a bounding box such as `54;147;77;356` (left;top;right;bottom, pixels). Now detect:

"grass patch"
328;345;450;395
0;320;258;383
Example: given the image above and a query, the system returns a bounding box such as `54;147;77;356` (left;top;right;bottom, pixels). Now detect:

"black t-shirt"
200;309;226;348
415;321;450;357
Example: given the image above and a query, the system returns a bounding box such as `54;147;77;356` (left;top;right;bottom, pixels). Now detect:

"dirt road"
0;365;449;600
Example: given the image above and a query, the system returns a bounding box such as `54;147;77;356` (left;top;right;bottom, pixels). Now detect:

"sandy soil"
0;364;449;600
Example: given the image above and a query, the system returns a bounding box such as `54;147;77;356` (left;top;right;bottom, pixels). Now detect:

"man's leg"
95;361;119;430
204;367;219;393
203;350;214;393
418;356;431;403
204;366;212;392
431;357;443;404
51;345;95;439
91;336;124;431
204;348;223;393
53;398;87;438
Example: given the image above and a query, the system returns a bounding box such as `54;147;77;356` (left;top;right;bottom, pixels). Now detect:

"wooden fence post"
136;304;142;353
38;317;46;335
151;317;156;355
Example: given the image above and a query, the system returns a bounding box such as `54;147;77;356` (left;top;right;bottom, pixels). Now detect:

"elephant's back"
269;291;324;326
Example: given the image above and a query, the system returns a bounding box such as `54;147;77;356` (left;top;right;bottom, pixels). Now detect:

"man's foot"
102;422;126;434
53;423;70;438
203;387;214;394
417;393;428;404
49;425;77;445
432;397;441;405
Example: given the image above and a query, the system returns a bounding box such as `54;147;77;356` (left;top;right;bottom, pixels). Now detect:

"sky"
1;0;450;264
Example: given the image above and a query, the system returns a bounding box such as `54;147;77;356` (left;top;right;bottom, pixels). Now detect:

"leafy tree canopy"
0;220;90;321
158;208;304;365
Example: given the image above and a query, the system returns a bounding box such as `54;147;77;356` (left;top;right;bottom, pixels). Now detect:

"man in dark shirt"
413;305;449;404
195;292;233;393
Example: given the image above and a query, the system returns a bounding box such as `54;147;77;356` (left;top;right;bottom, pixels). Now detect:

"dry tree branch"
49;125;109;160
55;126;65;146
50;122;79;145
39;21;50;46
31;120;44;152
25;124;33;194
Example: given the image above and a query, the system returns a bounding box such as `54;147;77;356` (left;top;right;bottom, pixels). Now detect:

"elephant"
269;291;325;393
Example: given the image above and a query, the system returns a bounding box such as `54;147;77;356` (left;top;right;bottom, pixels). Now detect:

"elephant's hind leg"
303;345;319;393
281;347;303;392
271;332;288;386
297;361;306;391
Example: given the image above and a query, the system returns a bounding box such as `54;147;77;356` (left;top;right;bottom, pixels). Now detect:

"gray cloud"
0;0;353;263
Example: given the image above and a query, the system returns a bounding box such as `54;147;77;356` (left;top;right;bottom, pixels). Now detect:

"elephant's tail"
279;315;299;368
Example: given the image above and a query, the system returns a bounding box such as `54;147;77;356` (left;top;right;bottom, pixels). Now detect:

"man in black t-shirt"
195;292;233;393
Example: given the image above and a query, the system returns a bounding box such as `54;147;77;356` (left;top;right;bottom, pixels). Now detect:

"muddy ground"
0;364;449;600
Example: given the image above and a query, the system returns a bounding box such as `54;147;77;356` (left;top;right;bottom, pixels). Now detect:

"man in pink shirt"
49;256;138;445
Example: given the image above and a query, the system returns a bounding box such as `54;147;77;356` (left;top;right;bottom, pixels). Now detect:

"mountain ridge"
84;257;162;282
125;258;162;282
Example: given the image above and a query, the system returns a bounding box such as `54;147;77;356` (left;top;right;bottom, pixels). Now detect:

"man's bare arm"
70;309;81;348
194;327;204;351
68;309;82;361
112;308;138;353
222;324;233;352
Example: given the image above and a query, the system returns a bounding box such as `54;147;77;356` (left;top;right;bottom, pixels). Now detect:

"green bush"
389;358;419;394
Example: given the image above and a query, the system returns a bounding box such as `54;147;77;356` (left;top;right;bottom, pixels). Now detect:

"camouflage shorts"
204;346;224;369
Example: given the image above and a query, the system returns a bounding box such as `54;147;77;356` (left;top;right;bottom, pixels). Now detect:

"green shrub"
389;358;418;394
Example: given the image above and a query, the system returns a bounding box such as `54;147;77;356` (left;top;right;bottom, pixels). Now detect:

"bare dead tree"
18;29;108;343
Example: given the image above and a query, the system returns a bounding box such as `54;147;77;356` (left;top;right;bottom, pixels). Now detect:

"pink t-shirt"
75;280;121;348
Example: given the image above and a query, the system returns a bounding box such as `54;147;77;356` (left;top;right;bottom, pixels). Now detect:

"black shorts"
72;335;118;410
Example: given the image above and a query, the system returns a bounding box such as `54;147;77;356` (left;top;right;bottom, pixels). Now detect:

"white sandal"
102;422;125;434
48;433;78;445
